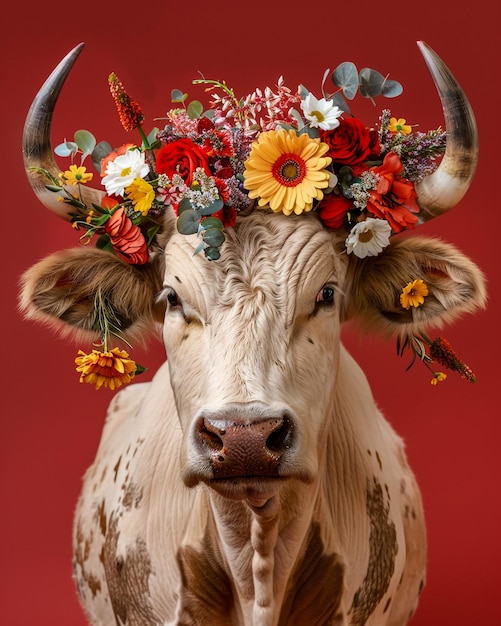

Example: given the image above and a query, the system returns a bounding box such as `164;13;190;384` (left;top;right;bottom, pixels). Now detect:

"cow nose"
194;413;294;478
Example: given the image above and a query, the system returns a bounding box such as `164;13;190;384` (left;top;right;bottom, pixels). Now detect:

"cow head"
20;44;486;504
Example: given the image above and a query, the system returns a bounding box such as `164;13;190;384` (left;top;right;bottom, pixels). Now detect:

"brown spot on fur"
73;522;102;600
176;518;234;625
375;451;382;471
103;514;158;625
122;482;143;510
349;478;398;625
383;597;392;613
280;522;344;626
113;456;121;482
97;500;107;536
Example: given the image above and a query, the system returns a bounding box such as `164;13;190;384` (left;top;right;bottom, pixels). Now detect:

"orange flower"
108;73;144;132
104;207;148;264
75;347;138;390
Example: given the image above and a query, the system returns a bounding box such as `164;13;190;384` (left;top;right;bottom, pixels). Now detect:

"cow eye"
161;287;182;309
316;285;335;305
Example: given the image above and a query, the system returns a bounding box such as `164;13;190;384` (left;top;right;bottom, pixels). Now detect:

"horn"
415;41;478;221
23;43;105;220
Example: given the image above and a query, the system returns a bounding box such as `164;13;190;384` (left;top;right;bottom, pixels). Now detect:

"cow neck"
208;479;321;625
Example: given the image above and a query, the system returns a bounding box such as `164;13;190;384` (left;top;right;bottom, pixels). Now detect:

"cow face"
159;211;347;499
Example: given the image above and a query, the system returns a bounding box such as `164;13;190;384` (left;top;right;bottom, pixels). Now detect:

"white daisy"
102;149;149;197
346;218;392;258
300;93;343;130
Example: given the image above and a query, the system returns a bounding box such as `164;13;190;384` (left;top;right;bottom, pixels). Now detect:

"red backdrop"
1;2;499;624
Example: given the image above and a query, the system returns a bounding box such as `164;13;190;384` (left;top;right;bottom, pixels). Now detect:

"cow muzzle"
183;403;305;490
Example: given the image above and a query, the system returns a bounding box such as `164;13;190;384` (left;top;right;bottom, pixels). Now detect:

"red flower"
366;152;419;232
105;208;148;265
320;117;377;165
210;205;238;228
318;193;352;230
156;138;211;186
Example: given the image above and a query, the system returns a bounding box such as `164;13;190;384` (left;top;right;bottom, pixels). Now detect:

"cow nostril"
266;417;292;452
198;422;224;452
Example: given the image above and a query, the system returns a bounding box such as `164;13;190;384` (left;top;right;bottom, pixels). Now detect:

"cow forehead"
163;211;346;311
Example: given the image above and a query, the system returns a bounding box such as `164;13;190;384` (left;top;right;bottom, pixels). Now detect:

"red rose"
105;207;148;265
318;193;352;230
321;117;374;165
156;138;211;186
366;152;419;232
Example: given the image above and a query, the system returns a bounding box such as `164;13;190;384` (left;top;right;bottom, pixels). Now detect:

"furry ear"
19;247;165;344
342;236;487;336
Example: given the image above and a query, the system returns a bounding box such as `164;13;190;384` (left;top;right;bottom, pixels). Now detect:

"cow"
20;42;486;625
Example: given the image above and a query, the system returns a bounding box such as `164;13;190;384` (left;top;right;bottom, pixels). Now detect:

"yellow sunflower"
243;128;332;215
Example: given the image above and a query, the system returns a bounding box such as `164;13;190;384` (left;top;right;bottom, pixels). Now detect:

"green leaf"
359;68;385;100
74;129;97;162
332;62;359;100
381;78;403;98
177;197;194;215
146;127;159;145
95;234;112;250
146;224;161;245
202;228;225;248
171;89;187;103
204;247;221;261
177;209;201;235
45;184;63;192
199;217;223;231
92;141;112;173
187;100;204;119
193;242;206;256
54;141;78;158
199;198;224;216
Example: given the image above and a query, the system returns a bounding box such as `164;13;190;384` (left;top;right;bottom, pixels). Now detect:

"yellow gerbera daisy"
125;177;155;216
243;128;332;215
400;279;429;310
75;347;137;390
59;164;93;185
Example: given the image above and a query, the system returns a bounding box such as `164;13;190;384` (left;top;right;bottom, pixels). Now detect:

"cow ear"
19;247;164;344
343;236;487;335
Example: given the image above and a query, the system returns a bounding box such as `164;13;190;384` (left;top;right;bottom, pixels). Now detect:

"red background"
1;1;499;624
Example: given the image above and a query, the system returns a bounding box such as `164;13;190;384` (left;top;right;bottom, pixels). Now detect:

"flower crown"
36;59;475;389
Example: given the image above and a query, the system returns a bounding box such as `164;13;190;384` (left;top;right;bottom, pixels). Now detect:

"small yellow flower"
59;164;93;185
431;372;447;385
400;279;429;310
75;347;137;390
125;177;155;216
388;117;412;135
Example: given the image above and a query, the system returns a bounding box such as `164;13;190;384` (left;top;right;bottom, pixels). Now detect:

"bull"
19;42;486;625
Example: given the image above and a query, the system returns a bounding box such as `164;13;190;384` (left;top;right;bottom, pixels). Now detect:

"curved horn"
23;43;105;220
415;41;478;221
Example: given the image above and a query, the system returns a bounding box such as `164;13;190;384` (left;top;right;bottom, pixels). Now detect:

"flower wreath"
35;60;475;389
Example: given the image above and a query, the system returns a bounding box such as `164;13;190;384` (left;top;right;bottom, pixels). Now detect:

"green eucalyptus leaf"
289;108;305;129
177;209;201;235
359;68;384;99
187;100;204;119
199;198;224;216
331;92;350;114
199;217;224;231
298;84;309;98
381;78;403;98
204;247;221;261
177;197;194;215
332;62;358;100
298;126;320;139
202;228;225;248
92;141;112;173
54;141;78;158
74;129;97;161
171;89;187;103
